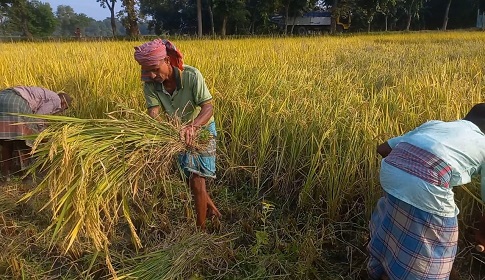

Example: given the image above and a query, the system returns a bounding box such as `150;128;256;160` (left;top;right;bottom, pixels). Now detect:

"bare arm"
190;101;213;127
377;141;392;158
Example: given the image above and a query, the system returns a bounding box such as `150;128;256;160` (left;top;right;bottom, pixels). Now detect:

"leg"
190;173;208;231
367;197;388;280
367;252;386;280
206;193;221;218
0;140;14;178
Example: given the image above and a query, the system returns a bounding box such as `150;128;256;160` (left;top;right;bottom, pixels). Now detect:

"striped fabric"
384;142;452;188
367;193;458;280
0;89;39;144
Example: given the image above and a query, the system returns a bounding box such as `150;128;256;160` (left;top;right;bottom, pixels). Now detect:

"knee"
190;174;206;193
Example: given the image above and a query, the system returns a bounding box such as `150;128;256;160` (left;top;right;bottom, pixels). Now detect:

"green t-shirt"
143;65;214;124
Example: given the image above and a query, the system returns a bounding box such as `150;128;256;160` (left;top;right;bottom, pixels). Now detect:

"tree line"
1;0;485;39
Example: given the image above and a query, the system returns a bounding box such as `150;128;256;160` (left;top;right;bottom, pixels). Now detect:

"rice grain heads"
20;108;212;253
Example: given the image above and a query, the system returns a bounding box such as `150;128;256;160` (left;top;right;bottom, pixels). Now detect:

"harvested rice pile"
20;109;212;252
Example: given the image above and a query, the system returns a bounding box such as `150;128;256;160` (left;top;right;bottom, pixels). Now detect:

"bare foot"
207;205;222;218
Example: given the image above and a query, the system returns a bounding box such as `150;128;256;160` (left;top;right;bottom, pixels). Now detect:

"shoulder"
143;82;157;92
143;82;155;89
420;120;443;127
182;65;204;79
435;120;483;133
413;120;454;131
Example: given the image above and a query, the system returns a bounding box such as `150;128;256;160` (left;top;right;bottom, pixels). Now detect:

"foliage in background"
0;0;57;38
139;0;197;35
2;0;485;38
54;5;93;37
97;0;118;36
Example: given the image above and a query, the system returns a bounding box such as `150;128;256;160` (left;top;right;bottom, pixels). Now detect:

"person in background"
0;86;72;181
133;39;221;231
368;103;485;280
74;27;81;39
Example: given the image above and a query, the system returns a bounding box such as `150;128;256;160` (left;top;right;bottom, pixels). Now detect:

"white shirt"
381;120;485;217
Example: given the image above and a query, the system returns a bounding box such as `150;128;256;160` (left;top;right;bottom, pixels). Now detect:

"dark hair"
464;103;485;132
58;92;73;108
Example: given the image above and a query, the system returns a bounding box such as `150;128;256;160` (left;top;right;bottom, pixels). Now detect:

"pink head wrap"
134;39;184;71
134;39;167;66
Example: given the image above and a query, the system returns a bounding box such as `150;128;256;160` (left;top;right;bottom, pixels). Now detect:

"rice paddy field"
1;31;485;279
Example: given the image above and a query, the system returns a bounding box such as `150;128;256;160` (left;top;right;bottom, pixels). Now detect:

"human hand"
180;125;198;147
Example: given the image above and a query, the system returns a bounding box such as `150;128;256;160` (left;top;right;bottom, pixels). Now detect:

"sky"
42;0;122;21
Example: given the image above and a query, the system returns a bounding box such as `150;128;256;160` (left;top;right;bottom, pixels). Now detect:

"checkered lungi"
367;193;458;280
0;89;38;144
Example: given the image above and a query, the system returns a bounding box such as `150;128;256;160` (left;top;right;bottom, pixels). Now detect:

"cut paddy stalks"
460;185;485;208
18;108;212;253
116;232;234;280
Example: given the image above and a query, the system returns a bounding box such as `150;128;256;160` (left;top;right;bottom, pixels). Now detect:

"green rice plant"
19;108;211;254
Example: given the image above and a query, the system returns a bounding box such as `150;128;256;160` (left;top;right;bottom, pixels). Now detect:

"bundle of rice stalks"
116;231;234;280
19;108;212;253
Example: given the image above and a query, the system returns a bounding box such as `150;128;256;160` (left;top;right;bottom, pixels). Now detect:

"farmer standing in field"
134;39;221;231
0;86;72;181
368;103;485;280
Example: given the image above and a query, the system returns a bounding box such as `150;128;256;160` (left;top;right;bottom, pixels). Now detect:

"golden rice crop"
1;32;485;260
